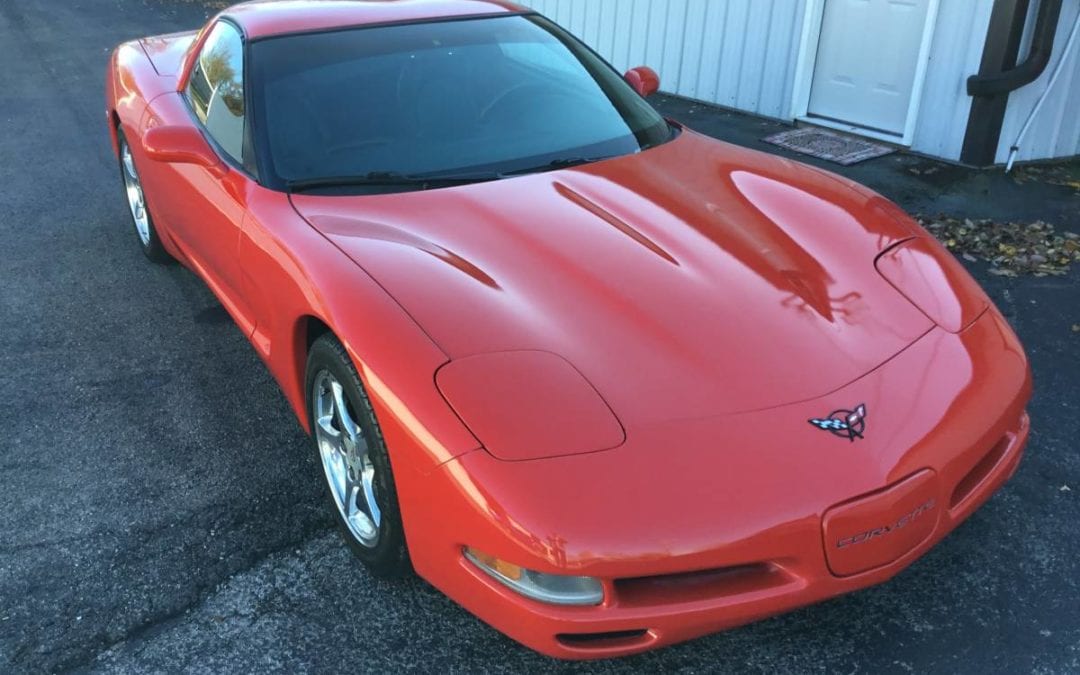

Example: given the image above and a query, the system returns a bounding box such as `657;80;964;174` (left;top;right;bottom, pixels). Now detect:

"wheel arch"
293;314;334;433
108;109;122;156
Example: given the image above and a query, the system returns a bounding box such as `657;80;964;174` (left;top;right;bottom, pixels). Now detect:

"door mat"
763;127;896;165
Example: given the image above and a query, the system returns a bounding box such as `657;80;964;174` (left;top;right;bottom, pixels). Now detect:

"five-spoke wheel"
121;141;151;246
306;333;410;576
116;129;171;263
313;369;383;548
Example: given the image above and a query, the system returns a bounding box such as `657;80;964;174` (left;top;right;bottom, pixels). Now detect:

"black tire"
116;129;172;264
305;333;411;577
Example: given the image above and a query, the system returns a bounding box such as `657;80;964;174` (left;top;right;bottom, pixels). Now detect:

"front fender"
238;184;481;472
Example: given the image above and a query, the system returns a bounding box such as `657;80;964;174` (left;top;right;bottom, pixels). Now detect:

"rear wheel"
306;334;410;577
117;129;171;263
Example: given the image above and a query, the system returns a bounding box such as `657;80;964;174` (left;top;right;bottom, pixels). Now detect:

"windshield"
249;14;672;192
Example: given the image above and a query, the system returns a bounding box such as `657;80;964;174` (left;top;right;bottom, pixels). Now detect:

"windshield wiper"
287;158;615;192
501;156;614;177
286;170;500;193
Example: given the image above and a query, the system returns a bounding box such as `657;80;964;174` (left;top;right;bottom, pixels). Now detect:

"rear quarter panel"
107;38;193;262
107;40;177;147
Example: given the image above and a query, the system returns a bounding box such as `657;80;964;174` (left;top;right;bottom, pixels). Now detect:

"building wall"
997;0;1080;163
518;0;808;120
518;0;1076;164
909;0;994;161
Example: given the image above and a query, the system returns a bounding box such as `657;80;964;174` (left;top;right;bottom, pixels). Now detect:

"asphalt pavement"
1;1;1078;673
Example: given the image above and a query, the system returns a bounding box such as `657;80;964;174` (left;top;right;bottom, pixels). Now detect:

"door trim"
790;0;941;146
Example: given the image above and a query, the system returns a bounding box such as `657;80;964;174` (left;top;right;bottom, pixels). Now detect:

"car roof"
223;0;527;40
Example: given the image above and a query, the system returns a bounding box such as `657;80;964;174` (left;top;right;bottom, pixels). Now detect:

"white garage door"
808;0;935;138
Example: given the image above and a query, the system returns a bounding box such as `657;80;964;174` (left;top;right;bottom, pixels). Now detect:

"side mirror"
624;66;660;98
142;125;226;177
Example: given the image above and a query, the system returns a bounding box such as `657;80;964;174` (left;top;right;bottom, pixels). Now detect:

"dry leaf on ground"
917;216;1080;277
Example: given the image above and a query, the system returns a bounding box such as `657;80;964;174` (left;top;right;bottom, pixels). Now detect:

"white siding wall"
519;0;807;120
518;0;1077;163
997;0;1080;163
909;1;995;161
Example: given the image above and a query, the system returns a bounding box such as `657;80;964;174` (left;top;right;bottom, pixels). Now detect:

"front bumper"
399;309;1031;659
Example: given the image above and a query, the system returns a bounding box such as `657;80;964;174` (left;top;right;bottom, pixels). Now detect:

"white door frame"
789;0;941;146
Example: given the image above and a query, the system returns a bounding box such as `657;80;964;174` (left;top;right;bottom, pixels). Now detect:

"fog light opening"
556;629;651;649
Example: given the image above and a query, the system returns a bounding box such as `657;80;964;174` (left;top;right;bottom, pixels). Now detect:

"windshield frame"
246;12;676;194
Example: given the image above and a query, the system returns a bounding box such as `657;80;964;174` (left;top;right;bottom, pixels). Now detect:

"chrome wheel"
120;141;150;246
312;370;382;548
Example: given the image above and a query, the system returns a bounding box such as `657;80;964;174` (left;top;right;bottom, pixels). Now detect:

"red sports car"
106;0;1032;659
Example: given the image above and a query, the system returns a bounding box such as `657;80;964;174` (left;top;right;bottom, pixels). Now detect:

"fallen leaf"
916;215;1080;276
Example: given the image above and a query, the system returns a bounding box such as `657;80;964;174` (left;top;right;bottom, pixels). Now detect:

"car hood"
291;130;932;427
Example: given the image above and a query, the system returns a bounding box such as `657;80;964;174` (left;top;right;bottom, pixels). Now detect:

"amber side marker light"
464;547;604;606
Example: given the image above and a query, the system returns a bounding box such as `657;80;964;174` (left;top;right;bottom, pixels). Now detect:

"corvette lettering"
836;498;937;549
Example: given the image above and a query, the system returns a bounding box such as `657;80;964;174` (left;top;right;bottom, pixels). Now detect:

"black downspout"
961;0;1064;166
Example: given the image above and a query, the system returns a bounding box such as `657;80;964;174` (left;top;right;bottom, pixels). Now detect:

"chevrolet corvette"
105;0;1032;659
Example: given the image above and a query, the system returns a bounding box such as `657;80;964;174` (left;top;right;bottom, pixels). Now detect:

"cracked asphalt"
1;1;1078;672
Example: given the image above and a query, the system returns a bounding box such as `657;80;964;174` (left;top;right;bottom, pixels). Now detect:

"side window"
186;22;245;163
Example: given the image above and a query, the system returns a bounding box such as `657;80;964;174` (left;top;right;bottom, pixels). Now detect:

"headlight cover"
436;350;625;461
876;237;989;333
465;547;604;606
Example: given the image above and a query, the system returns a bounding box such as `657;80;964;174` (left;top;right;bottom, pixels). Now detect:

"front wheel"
117;129;171;263
306;334;410;577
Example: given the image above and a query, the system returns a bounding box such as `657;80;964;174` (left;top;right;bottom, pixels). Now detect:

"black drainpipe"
960;0;1063;166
